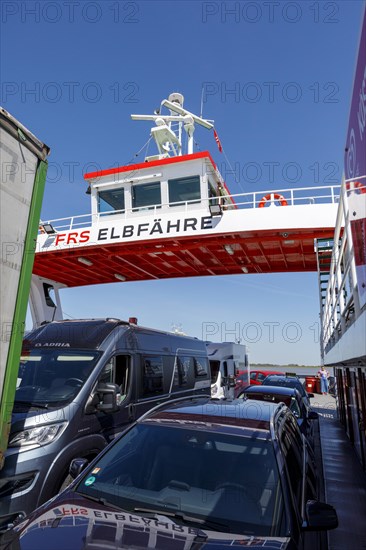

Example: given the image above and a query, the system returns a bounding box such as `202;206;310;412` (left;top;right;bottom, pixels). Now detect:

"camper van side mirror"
228;375;236;388
96;382;120;413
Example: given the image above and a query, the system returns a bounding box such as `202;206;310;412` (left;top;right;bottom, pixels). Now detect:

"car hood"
2;494;292;550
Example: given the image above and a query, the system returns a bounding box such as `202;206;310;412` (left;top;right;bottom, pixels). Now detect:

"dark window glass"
281;416;303;509
168;176;200;206
194;357;209;378
77;424;283;537
208;181;219;206
98;188;125;214
250;372;257;381
305;446;318;501
210;360;220;384
16;349;100;406
257;373;266;382
98;355;130;405
132;182;161;210
263;376;306;398
173;356;190;387
290;397;302;418
142;356;164;396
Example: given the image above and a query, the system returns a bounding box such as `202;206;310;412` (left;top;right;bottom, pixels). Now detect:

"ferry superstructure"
31;93;339;325
319;6;366;469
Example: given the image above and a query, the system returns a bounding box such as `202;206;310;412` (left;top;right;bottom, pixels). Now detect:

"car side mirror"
303;500;338;531
308;411;319;420
69;457;89;479
96;382;120;412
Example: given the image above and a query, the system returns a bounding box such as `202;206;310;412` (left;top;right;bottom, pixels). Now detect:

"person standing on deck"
317;366;330;395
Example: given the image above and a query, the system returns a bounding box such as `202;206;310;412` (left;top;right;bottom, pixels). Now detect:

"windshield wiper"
80;492;124;512
14;400;49;409
133;507;229;532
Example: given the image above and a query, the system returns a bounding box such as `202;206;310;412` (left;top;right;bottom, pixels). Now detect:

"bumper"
0;446;56;528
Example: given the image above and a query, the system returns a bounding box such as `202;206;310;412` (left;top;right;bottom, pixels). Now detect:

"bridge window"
98;188;125;214
168;176;201;206
132;181;161;211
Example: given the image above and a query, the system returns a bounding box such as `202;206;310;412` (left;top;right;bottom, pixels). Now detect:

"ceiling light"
78;257;93;266
224;245;234;255
114;273;126;281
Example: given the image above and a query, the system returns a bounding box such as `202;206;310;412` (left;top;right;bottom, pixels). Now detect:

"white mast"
131;92;214;160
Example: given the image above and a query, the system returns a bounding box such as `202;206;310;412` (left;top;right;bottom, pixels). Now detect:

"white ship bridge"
31;93;340;324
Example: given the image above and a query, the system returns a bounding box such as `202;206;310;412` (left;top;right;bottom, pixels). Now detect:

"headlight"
9;422;67;447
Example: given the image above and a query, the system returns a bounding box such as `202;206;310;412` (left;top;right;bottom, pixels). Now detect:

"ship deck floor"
312;393;366;549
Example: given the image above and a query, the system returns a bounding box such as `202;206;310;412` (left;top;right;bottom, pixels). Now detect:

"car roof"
251;369;282;375
243;385;301;397
263;374;301;383
140;396;284;436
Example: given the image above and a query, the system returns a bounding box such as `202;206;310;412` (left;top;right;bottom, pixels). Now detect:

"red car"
234;372;250;397
234;369;283;397
249;369;283;385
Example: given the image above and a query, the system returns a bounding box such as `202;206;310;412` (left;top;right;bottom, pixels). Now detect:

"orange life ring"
346;181;366;194
258;193;288;208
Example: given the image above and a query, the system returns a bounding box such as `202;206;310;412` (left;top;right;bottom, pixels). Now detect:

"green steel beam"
0;160;48;468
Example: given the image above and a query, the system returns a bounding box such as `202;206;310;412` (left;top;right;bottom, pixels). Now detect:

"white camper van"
206;342;248;399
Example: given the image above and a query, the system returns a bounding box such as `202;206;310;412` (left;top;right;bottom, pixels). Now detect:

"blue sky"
1;0;364;365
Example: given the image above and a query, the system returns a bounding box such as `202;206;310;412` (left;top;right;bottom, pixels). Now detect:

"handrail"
320;175;365;353
39;184;341;233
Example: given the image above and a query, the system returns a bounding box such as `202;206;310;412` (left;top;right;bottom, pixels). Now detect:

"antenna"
200;86;204;118
131;93;214;158
161;99;214;129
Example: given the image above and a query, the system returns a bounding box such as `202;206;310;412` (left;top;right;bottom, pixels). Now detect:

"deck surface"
312;394;366;549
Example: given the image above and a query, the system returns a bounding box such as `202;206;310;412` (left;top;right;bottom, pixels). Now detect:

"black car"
0;319;211;531
261;374;314;407
239;385;318;445
1;396;337;550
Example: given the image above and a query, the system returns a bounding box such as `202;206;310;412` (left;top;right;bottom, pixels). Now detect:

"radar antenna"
131;93;214;160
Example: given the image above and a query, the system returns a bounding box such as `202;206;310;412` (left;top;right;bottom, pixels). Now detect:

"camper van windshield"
15;349;100;407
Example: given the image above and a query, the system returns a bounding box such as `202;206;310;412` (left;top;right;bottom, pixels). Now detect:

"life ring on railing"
258;193;288;208
345;181;366;194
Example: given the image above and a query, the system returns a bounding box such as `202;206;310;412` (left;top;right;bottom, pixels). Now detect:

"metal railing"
39;184;341;233
320;176;365;355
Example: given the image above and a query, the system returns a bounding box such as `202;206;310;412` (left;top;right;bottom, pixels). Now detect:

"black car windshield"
77;422;285;537
262;376;306;397
244;392;302;418
15;349;100;406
